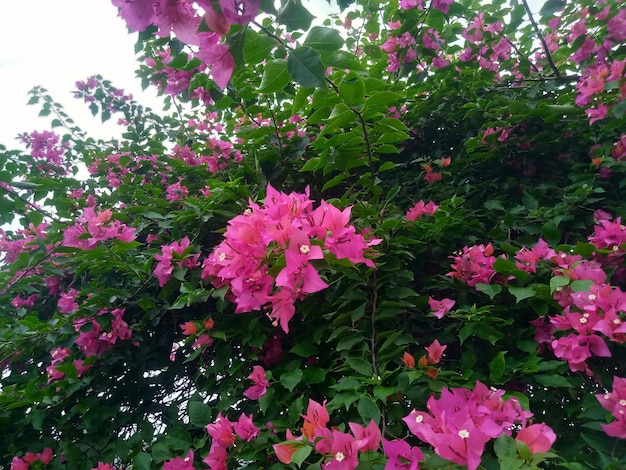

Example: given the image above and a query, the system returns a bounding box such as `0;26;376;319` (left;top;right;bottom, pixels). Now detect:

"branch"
0;184;63;224
521;0;562;78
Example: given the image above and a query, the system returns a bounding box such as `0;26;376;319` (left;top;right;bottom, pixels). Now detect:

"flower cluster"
20;130;69;176
163;450;195;470
63;207;136;250
405;200;438;222
10;448;53;470
403;381;555;470
202;184;380;332
447;243;499;288
46;307;132;382
274;399;386;470
205;412;260;470
154;236;200;287
112;0;261;88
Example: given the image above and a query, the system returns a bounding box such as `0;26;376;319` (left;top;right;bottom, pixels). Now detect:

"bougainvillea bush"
3;0;626;468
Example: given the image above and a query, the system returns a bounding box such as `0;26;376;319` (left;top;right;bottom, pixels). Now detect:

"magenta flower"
243;365;269;400
162;450;195;470
218;0;261;25
516;423;556;453
323;430;363;470
424;339;447;364
427;296;455;319
382;438;423;469
348;420;381;452
233;413;260;442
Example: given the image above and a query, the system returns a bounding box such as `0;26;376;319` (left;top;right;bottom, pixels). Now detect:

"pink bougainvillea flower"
233;413;260;441
10;457;29;470
92;462;117;470
349;420;381;452
218;0;261;25
203;444;228;470
427;296;455;319
273;442;300;464
112;0;154;32
243;365;269;400
405;200;438;221
196;43;235;89
516;423;556;453
382;438;423;470
424;339;447;365
206;413;236;448
301;399;330;437
324;430;364;470
431;0;453;14
163;450;195;470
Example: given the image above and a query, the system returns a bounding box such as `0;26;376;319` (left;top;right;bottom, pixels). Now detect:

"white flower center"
588;294;596;301
299;244;311;254
415;414;424;423
218;252;226;261
579;317;587;324
335;452;345;462
620;399;626;406
458;429;470;439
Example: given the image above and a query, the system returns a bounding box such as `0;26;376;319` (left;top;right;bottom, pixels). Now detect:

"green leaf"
494;434;517;460
338;73;366;105
540;0;566;18
244;29;277;64
336;335;366;351
288;47;327;88
489;351;507;382
132;453;152;470
508;286;536;303
535;374;572;388
571;279;593;292
542;222;561;245
549;275;569;294
259;59;290;93
476;283;502;299
346;357;373;376
290;342;317;357
357;396;380;425
280;369;304;392
304;26;344;51
188;401;212;427
277;0;315;31
292;446;313;467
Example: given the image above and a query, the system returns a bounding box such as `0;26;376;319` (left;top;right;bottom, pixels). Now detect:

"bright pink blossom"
243;365;269;400
427;297;455;319
163;450;195;470
516;423;556;453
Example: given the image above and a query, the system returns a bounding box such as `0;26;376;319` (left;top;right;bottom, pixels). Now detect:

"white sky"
0;0;162;147
0;1;545;150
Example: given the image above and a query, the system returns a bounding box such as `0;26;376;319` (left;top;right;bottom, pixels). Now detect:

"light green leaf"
259;59;290;93
304;26;344;51
244;29;277;64
476;283;502;299
508;286;536;303
277;0;315;31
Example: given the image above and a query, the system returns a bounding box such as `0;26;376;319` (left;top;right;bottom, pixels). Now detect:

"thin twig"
521;0;562;78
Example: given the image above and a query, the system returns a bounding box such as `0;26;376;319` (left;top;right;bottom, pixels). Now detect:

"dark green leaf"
287;47;327;88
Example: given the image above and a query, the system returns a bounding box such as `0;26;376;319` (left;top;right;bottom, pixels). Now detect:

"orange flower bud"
402;352;416;368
